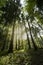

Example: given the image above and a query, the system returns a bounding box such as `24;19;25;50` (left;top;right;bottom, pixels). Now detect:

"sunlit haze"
20;0;24;7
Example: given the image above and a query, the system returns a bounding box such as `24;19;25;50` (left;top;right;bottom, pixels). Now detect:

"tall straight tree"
21;13;31;49
0;0;21;53
24;0;43;50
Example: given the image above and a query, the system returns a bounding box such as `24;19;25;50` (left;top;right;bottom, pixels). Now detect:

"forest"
0;0;43;65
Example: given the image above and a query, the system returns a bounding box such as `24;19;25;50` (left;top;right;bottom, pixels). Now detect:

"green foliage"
0;0;21;25
0;49;43;65
25;0;36;14
25;0;43;24
0;0;7;7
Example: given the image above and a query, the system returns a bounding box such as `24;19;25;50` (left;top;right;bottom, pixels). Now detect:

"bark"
28;22;38;50
1;26;9;51
20;23;23;49
15;23;17;50
15;37;17;50
23;22;31;49
18;39;20;50
38;23;43;30
8;22;15;53
17;23;20;50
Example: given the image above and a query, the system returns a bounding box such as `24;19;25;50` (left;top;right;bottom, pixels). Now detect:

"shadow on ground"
30;49;43;65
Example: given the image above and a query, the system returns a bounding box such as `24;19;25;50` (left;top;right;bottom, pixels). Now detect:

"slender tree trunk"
8;22;15;53
18;23;20;50
38;23;43;30
20;23;24;49
32;25;43;48
18;39;20;50
1;26;9;51
23;22;31;49
14;23;17;50
15;36;17;50
28;22;38;50
4;25;10;51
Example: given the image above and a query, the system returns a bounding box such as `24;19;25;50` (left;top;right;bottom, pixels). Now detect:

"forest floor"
0;49;43;65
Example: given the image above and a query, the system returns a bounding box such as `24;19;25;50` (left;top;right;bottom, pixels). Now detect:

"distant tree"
21;13;31;49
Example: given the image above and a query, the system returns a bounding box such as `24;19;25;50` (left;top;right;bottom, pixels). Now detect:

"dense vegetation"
0;0;43;65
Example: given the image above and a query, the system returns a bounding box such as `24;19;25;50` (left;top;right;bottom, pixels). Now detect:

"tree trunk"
23;22;31;49
1;26;9;51
18;39;20;50
15;37;17;50
28;22;38;50
38;23;43;30
8;22;15;53
20;23;24;49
